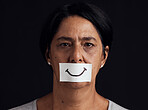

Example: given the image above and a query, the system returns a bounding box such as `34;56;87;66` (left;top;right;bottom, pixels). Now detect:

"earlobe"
47;58;50;63
46;55;51;65
100;64;104;68
48;62;51;65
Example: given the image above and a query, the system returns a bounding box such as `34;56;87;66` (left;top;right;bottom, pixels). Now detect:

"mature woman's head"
40;2;113;60
40;2;113;89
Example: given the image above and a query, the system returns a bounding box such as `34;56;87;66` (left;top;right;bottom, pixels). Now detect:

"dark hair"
40;2;113;60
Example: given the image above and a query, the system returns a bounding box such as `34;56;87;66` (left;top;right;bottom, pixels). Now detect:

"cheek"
90;57;102;82
85;49;102;79
50;49;70;70
84;47;102;64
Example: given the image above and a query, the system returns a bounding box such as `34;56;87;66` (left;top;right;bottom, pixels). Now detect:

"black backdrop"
1;0;148;109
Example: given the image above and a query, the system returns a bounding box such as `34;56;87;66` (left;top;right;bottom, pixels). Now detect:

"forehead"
54;15;101;41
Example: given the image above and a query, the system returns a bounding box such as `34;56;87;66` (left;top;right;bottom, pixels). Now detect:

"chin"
60;82;91;89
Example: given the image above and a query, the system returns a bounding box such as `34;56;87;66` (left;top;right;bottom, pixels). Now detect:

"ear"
45;48;50;63
100;46;109;68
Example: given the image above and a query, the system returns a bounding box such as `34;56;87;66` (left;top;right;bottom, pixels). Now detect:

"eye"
84;43;95;48
59;43;71;47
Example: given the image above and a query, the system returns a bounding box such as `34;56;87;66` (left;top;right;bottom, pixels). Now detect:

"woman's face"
48;15;108;88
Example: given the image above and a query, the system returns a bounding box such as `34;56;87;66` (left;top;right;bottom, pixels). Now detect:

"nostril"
71;59;82;63
79;59;82;62
71;59;76;63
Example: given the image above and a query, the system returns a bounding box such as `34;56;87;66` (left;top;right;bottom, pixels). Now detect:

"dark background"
1;0;148;109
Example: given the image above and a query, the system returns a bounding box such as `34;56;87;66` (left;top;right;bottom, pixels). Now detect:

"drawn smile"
65;67;87;77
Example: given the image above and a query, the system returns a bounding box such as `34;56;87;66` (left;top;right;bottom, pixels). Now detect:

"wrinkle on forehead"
55;15;100;40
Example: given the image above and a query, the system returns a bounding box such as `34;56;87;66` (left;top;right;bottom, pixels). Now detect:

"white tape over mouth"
59;63;92;82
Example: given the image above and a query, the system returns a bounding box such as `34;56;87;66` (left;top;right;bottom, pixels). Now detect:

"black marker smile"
65;67;87;77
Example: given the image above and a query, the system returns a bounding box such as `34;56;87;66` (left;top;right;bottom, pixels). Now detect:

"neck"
52;75;98;110
37;75;109;110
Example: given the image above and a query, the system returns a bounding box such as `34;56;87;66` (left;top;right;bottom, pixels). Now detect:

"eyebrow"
81;37;97;42
57;36;74;42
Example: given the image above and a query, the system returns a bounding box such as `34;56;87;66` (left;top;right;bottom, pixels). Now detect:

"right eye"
59;43;71;47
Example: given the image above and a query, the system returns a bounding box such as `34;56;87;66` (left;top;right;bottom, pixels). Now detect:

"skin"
37;15;109;110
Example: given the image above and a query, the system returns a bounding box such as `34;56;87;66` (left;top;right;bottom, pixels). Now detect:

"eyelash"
84;43;95;47
59;43;72;47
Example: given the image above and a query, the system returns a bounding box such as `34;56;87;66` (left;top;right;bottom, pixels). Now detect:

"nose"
69;45;83;63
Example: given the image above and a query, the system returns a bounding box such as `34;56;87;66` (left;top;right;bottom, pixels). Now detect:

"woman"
10;2;128;110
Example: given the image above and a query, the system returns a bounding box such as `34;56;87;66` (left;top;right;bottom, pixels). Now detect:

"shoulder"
108;100;128;110
9;100;37;110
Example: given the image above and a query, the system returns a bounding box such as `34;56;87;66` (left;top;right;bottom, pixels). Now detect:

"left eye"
59;43;71;47
84;43;94;47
